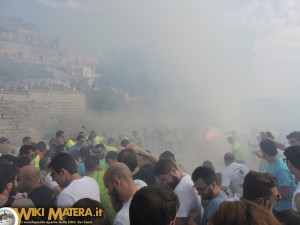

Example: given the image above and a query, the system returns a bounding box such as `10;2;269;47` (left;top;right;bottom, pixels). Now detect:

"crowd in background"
0;128;300;225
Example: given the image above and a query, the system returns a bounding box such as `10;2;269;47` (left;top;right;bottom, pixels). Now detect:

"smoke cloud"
2;0;300;170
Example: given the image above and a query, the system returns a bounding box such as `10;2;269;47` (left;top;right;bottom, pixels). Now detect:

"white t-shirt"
44;172;59;191
114;197;132;225
292;182;300;211
221;162;249;196
134;179;147;189
227;193;242;202
57;176;100;208
174;174;202;223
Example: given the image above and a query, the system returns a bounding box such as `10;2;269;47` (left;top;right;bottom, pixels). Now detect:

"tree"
86;89;123;112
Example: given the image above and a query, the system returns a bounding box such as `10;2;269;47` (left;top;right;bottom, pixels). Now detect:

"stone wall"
0;91;85;145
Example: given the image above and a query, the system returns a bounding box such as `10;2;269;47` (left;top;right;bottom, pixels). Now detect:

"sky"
1;0;300;130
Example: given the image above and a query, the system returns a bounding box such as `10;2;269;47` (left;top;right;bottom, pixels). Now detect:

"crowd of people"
0;128;300;225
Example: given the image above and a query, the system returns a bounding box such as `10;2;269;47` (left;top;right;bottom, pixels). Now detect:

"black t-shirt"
27;185;56;208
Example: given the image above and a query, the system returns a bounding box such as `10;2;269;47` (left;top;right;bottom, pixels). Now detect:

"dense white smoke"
2;0;300;170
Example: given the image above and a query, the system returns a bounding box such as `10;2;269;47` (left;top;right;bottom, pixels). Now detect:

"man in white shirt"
48;153;100;207
154;159;202;225
221;152;249;196
103;162;138;225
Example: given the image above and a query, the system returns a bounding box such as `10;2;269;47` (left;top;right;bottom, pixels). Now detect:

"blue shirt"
267;157;297;211
202;193;227;225
77;163;86;176
67;145;81;154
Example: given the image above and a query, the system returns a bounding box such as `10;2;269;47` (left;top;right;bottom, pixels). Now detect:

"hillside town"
0;16;100;91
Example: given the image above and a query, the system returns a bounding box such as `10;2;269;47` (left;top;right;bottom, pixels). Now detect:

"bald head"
104;162;133;184
103;162;137;203
18;165;41;193
20;165;40;180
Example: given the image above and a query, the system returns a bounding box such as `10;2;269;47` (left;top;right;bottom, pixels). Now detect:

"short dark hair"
80;146;92;159
129;185;179;225
22;136;31;144
120;139;130;148
243;171;277;201
95;144;105;149
0;164;19;193
54;144;65;154
191;166;217;184
159;151;176;161
14;156;31;168
202;160;215;172
224;152;236;162
259;139;278;156
286;131;300;141
56;130;64;138
154;159;178;176
117;148;137;171
48;153;77;175
19;145;36;156
0;154;17;165
284;145;300;169
37;141;47;151
105;151;118;163
76;135;85;141
84;155;99;172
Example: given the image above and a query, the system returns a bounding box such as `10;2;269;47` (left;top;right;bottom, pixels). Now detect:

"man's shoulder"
229;163;249;172
68;176;99;191
206;195;227;212
12;198;35;208
30;185;53;195
268;159;287;173
90;171;104;181
62;177;99;195
222;165;233;174
175;174;193;190
180;173;192;183
81;175;99;184
175;174;198;199
211;194;228;204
